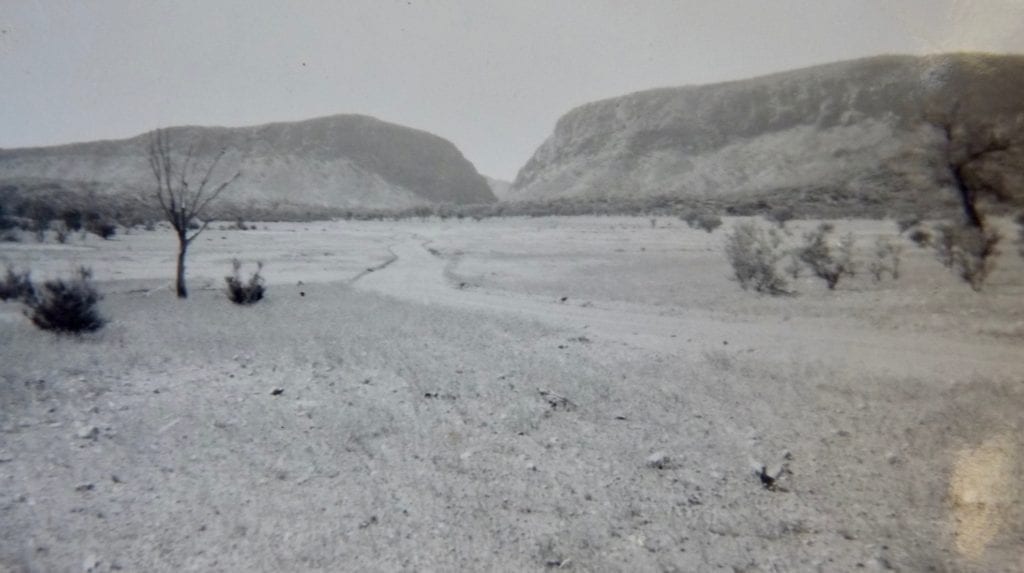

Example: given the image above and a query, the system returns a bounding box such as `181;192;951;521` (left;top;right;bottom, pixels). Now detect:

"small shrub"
61;209;84;232
724;222;789;295
797;223;856;290
24;267;105;333
908;228;931;248
764;206;795;228
0;266;35;302
0;205;12;231
225;259;266;305
868;237;903;282
54;222;70;244
680;209;723;233
933;223;1000;291
87;219;117;240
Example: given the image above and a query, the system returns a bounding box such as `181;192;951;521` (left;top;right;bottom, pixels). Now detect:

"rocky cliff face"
0;114;496;212
511;54;1024;209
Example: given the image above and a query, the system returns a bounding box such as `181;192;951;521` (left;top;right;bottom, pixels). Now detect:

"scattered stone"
646;451;671;469
614;415;628;421
538;389;575;411
755;464;787;491
75;483;95;492
424;392;456;400
111;475;122;484
270;388;284;396
358;515;378;529
559;296;568;303
83;555;100;572
76;425;99;440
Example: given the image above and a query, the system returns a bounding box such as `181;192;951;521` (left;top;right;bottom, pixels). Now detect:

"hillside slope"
0;114;496;213
511;54;1024;211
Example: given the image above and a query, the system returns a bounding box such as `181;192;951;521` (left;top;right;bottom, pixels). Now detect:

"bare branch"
190;170;241;222
185;218;212;244
188;147;230;217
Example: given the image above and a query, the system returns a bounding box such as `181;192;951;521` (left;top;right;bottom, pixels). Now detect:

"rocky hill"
0;114;496;215
510;54;1024;212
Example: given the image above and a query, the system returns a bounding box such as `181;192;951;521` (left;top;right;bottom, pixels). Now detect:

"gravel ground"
1;217;1022;571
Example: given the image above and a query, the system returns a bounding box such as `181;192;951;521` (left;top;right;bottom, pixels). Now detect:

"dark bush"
796;223;856;290
933;223;1000;291
908;228;931;248
679;209;723;233
225;259;266;305
87;220;117;239
61;209;84;232
0;266;35;302
24;267;105;333
764;206;795;228
724;222;789;295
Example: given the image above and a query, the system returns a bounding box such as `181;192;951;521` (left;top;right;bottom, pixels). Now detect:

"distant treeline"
340;186;967;222
1;178;987;231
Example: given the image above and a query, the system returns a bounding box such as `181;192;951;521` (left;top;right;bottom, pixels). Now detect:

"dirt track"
355;233;1022;380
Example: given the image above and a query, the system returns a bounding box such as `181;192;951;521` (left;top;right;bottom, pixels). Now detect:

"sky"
1;1;1023;180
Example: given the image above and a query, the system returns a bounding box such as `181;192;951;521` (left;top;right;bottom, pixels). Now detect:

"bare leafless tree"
148;129;240;298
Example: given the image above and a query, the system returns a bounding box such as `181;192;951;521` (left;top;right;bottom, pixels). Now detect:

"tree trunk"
953;166;985;229
176;236;189;298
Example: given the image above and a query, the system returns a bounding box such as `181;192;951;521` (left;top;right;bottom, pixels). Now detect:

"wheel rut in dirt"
352;237;1024;379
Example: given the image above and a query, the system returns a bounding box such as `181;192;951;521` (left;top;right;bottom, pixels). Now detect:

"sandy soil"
1;217;1022;571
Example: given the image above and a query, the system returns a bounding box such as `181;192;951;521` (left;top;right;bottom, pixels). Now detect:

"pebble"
646;451;671;469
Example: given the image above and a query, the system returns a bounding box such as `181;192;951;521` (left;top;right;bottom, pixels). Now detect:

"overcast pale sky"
1;1;1023;179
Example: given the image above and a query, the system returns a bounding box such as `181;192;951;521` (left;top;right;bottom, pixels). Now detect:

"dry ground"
1;216;1022;572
